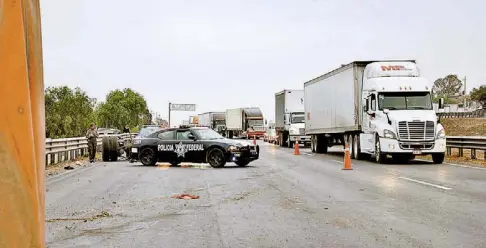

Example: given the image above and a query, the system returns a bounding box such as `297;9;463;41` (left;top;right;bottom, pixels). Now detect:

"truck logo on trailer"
381;65;410;71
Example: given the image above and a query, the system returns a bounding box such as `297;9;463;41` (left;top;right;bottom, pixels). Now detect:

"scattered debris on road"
171;193;200;200
46;210;112;223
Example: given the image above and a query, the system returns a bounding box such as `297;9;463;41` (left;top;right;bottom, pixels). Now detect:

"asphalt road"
46;141;486;248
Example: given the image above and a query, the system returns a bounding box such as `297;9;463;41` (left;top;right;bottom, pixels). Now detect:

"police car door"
156;130;177;162
175;129;204;162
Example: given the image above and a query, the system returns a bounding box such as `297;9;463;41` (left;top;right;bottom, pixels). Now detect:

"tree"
45;86;96;138
95;88;150;130
432;75;463;103
470;85;486;107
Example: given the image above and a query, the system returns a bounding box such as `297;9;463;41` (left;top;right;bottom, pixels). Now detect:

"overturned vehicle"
100;133;136;162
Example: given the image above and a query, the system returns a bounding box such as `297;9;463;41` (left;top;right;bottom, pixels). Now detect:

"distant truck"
304;60;446;164
198;112;226;134
225;107;265;139
244;107;265;139
275;90;311;148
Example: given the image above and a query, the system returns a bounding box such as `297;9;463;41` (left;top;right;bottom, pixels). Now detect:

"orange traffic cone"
343;143;353;170
293;138;301;155
253;135;257;145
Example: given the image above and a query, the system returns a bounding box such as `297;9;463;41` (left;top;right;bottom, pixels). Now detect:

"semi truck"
304;60;446;164
275;90;311;148
198;112;226;134
225;107;265;139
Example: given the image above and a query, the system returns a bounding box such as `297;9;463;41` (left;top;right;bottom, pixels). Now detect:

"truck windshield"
378;92;432;110
290;113;305;123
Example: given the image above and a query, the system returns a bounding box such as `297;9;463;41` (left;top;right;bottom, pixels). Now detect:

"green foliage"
432;75;463;101
45;86;96;138
95;88;151;130
470;85;486;106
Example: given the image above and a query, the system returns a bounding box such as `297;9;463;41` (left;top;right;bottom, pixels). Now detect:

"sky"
40;0;485;126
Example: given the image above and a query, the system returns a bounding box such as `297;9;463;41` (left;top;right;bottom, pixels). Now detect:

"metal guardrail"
446;136;486;160
45;133;137;166
438;110;485;118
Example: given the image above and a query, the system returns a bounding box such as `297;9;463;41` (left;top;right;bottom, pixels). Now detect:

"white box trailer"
275;89;311;148
304;60;446;164
198;113;211;127
225;108;244;138
198;112;226;133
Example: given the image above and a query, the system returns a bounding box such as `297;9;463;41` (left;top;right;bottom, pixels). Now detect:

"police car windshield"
192;128;224;140
139;127;162;137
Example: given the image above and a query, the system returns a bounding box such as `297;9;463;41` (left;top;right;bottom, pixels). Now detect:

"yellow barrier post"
0;0;46;247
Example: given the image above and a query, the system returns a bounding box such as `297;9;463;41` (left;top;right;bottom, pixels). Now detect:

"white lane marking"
331;160;344;164
398;176;452;190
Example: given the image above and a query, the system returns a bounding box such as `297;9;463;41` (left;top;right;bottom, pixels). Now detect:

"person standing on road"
86;123;99;163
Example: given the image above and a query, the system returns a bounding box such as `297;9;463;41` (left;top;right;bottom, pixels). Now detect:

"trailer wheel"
316;135;328;154
311;136;316;153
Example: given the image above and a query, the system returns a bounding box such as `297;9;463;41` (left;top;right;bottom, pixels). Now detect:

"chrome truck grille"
397;121;435;140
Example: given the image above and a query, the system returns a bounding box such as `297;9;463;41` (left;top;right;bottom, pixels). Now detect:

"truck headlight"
436;128;446;139
383;129;396;139
289;128;298;135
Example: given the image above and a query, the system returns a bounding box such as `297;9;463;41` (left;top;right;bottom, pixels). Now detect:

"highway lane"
46;141;486;248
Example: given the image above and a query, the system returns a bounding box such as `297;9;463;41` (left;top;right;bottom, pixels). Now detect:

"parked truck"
225;107;265;139
198;112;226;134
275;90;311;148
304;60;446;164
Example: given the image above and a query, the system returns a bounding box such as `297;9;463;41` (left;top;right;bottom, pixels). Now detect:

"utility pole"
463;76;467;110
168;102;171;128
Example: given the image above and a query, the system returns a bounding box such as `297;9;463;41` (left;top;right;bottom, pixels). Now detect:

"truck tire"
287;137;293;148
432;153;445;164
102;136;110;162
352;134;359;159
316;135;328;154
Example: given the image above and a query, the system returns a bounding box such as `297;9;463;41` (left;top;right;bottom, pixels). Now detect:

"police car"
130;126;259;168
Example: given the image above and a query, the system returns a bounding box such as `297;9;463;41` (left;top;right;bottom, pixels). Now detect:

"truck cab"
359;61;446;163
285;111;307;142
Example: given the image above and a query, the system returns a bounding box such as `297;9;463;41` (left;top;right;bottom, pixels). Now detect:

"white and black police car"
130;126;259;167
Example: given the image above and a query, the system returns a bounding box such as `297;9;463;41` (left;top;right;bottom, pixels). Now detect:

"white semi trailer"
304;60;446;164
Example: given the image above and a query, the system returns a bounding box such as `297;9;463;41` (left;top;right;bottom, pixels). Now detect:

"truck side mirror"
438;98;445;109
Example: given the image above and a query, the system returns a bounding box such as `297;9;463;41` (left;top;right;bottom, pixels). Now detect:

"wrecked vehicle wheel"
101;136;111;162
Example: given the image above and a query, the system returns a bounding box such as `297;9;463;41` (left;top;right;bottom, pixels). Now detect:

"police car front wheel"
139;147;157;166
207;148;226;168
